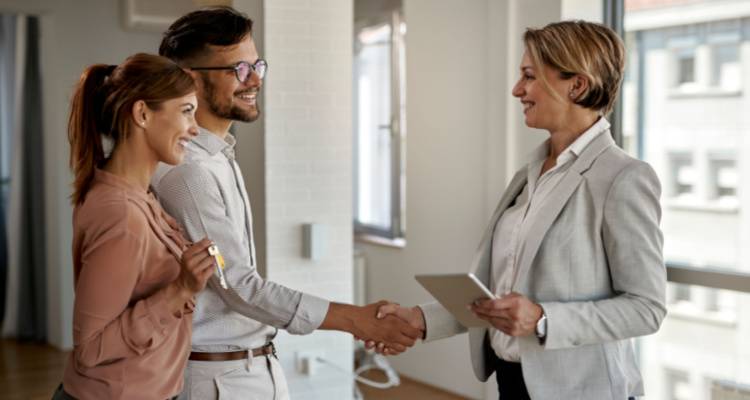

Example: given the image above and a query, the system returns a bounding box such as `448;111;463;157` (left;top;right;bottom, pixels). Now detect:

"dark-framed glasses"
190;59;268;83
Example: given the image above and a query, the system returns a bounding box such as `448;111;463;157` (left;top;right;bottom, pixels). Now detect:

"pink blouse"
63;169;194;400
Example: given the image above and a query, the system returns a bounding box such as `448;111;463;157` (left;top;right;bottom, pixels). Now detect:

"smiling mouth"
522;102;534;114
236;92;257;105
178;138;191;149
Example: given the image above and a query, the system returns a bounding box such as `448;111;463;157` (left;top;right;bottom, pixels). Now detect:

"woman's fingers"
183;238;212;259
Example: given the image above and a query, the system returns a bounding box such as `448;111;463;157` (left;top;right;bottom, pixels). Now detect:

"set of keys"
207;244;228;289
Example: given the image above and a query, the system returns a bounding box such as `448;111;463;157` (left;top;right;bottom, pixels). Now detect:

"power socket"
295;350;324;376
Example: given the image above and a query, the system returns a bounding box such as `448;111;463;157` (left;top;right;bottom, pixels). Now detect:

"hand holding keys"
207;244;228;289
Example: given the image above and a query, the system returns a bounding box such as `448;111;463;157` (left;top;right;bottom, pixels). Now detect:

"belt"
189;342;277;362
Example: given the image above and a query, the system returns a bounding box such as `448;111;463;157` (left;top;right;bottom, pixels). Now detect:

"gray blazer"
420;132;667;400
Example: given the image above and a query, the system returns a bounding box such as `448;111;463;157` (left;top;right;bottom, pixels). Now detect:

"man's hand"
470;292;542;337
320;301;424;355
365;303;426;355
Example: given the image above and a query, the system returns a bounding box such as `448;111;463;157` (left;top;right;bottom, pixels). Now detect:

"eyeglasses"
190;59;268;83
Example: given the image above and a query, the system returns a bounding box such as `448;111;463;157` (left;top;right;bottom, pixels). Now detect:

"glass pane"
355;24;392;230
623;0;749;272
639;284;750;399
624;2;750;399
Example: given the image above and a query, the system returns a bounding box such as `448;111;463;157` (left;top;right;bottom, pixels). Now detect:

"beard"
202;75;260;123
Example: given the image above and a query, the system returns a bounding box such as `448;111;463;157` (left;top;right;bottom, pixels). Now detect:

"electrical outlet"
295;350;324;376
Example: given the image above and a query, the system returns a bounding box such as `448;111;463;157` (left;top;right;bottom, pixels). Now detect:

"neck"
103;136;157;192
196;107;232;139
547;112;599;159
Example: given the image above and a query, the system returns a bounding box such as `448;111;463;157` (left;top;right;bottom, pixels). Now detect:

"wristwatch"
535;307;547;344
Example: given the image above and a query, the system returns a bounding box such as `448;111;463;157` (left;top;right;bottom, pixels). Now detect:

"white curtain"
1;14;29;338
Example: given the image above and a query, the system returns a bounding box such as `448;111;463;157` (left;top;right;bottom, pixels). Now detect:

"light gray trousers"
178;355;289;400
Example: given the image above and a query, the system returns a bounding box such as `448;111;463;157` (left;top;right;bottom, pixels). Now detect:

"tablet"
415;273;496;328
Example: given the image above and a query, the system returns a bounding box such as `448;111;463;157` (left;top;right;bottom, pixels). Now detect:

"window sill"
665;199;739;213
355;233;406;249
668;88;742;99
667;303;737;327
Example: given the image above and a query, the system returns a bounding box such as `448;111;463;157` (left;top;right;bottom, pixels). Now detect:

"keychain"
207;244;228;289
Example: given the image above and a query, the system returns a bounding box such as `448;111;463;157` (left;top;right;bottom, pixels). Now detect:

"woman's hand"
470;292;543;337
165;238;215;312
176;238;216;294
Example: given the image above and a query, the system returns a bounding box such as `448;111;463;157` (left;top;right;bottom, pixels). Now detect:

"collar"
528;117;611;166
526;117;611;185
192;126;237;157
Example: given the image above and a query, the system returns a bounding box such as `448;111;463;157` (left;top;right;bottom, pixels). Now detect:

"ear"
131;100;150;129
569;75;590;101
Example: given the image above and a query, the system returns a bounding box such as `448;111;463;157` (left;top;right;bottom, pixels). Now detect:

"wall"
0;0;188;349
358;1;561;399
262;0;355;399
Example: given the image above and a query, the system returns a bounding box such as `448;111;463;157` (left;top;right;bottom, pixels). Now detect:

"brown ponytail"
68;64;114;205
67;53;195;205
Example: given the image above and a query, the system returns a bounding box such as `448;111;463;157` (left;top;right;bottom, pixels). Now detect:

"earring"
569;91;576;100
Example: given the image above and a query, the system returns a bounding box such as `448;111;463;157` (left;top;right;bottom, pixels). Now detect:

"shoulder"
75;185;149;240
155;161;218;193
590;146;658;186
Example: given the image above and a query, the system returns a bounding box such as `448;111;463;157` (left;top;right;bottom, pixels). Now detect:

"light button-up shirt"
490;118;610;362
152;128;330;352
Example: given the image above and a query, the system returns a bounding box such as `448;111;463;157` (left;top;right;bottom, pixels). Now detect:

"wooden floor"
0;339;68;400
0;339;469;400
356;370;470;400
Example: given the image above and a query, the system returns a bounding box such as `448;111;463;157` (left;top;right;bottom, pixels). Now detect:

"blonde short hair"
523;20;625;115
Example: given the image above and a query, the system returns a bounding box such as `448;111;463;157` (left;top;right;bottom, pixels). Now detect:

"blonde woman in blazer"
373;21;667;400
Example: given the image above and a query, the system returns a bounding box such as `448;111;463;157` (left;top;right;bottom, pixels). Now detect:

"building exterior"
623;0;750;398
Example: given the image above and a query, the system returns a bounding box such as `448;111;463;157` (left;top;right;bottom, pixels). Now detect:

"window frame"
353;6;407;243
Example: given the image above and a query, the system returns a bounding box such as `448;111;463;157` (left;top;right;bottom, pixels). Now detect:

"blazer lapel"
471;169;528;284
511;132;616;290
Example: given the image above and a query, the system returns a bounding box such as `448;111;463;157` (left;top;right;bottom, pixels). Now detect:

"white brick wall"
263;0;354;399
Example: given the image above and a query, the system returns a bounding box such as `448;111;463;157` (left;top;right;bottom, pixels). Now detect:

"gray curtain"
0;14;18;330
16;16;46;342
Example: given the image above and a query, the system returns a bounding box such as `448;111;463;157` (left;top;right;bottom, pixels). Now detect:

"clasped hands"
362;293;543;355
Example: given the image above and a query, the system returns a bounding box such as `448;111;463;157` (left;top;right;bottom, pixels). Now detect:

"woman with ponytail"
53;53;216;400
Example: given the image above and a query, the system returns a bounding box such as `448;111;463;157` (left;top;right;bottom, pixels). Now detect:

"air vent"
122;0;232;32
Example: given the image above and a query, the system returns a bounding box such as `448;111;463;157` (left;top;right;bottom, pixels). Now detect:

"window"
675;48;696;87
708;155;738;203
665;369;691;400
353;0;406;241
711;43;741;90
668;153;696;199
621;1;750;399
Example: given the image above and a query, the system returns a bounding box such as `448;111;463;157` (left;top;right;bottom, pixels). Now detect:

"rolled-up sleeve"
73;228;183;368
156;163;329;335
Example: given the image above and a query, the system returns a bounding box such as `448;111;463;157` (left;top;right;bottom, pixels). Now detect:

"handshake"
339;293;543;355
333;301;426;356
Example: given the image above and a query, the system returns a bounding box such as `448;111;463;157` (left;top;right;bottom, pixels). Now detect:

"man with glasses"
152;7;422;399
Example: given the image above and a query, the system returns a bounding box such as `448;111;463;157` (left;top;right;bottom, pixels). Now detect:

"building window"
708;155;738;205
353;0;406;241
668;153;696;200
671;283;693;304
711;43;741;90
665;369;692;400
675;48;696;87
